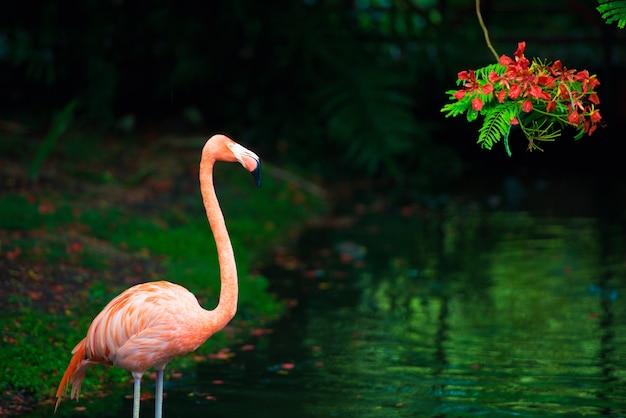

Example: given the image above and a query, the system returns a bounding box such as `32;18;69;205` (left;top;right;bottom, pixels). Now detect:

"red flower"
522;100;533;113
481;84;494;95
509;84;522;99
496;89;507;103
472;97;484;111
587;77;600;90
536;74;555;88
586;122;597;136
458;70;471;80
550;60;576;83
529;85;550;101
513;41;530;69
499;42;529;69
557;84;571;100
574;70;590;82
568;111;583;126
585;108;603;135
500;55;514;66
590;109;602;123
454;69;494;107
576;71;601;93
514;42;526;59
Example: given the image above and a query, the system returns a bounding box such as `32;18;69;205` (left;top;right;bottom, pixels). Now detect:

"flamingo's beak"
229;143;262;187
250;160;262;187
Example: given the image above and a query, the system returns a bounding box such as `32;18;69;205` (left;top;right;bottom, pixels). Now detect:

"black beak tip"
251;162;262;187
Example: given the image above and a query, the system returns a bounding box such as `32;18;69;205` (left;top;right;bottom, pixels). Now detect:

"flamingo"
55;134;261;418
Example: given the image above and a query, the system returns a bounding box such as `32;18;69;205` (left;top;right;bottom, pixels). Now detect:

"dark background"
1;0;624;196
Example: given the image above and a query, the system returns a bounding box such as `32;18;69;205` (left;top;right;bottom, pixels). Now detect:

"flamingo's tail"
55;339;92;413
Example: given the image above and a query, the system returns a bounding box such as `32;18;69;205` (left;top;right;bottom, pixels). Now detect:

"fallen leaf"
6;247;21;260
38;201;55;214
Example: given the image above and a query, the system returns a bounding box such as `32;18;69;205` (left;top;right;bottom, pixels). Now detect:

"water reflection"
31;210;626;417
293;211;626;416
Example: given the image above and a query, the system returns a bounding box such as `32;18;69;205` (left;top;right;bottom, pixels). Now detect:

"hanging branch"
441;1;605;155
476;0;499;61
441;41;603;155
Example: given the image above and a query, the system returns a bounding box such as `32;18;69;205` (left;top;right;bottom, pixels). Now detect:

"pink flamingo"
55;134;261;418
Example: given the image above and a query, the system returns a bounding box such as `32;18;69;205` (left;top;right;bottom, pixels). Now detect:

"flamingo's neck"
199;157;238;333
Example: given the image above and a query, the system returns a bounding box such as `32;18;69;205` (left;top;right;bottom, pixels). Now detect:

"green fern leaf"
318;68;421;177
597;0;626;29
441;91;472;118
442;64;505;118
474;62;506;80
477;103;519;151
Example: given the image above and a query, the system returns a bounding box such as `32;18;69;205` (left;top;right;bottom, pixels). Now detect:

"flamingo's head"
205;134;262;187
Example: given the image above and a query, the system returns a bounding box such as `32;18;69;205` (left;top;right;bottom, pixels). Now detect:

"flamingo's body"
55;135;261;418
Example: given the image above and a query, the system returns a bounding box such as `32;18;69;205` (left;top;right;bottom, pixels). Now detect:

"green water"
288;213;623;417
38;210;626;417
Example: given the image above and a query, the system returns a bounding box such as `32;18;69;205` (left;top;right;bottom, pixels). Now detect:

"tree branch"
476;0;500;61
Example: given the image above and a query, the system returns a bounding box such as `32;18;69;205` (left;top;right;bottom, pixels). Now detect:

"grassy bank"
0;131;326;413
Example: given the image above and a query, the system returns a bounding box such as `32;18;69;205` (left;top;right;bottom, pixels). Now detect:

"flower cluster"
443;41;603;153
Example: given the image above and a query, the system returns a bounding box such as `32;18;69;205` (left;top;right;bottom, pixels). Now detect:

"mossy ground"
0;130;326;416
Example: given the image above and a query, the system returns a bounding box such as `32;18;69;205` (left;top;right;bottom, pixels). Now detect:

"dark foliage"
1;0;621;183
1;0;460;182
